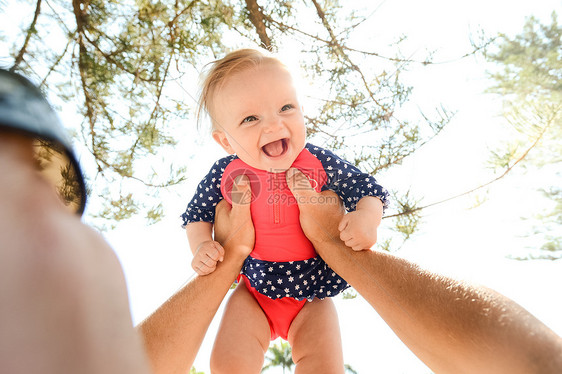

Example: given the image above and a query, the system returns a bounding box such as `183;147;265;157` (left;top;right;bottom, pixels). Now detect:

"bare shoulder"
0;200;151;374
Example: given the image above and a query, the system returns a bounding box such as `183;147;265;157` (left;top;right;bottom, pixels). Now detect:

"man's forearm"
316;243;562;373
286;167;562;373
138;179;254;374
137;248;246;374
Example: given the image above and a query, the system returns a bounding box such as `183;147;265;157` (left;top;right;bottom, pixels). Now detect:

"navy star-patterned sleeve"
306;143;389;213
180;155;235;228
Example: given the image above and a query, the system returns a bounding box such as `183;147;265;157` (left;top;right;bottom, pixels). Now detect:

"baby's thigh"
211;283;270;374
288;298;344;374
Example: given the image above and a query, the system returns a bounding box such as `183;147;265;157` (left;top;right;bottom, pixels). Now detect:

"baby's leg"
288;298;344;374
210;282;271;374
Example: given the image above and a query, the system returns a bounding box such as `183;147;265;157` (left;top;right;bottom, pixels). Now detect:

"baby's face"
211;63;306;172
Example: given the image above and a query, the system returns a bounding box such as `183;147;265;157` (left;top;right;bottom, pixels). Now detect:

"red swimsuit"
182;143;388;340
220;149;327;339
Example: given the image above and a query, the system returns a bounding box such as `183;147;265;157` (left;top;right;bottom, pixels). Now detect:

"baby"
181;48;388;373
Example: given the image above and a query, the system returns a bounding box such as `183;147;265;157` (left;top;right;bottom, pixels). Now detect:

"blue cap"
0;68;87;215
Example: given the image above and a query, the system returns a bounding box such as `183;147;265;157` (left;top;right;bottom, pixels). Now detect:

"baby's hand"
192;240;225;275
338;210;379;251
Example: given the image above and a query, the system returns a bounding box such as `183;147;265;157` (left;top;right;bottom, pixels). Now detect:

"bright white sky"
102;1;562;373
4;1;561;373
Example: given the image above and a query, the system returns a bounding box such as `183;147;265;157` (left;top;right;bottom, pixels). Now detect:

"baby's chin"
260;160;294;173
265;164;291;173
238;155;296;173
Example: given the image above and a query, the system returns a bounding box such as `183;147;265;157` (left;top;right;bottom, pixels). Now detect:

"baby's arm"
338;196;383;251
186;221;225;275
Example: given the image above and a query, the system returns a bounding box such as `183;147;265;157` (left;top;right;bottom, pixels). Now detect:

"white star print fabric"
242;256;349;301
180;143;389;301
181;154;235;226
306;144;389;213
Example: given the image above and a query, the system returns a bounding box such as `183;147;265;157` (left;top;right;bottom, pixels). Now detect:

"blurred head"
0;68;87;215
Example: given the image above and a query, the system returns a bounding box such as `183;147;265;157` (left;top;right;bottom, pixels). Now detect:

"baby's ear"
212;130;235;154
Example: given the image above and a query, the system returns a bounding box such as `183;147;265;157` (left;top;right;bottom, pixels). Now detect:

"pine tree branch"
129;52;173;159
310;0;338;47
40;33;74;88
264;12;411;63
310;0;383;108
263;6;494;66
244;0;272;49
360;108;452;172
82;31;158;83
384;112;555;219
73;0;102;172
10;0;42;72
167;0;199;28
44;0;72;34
120;173;186;188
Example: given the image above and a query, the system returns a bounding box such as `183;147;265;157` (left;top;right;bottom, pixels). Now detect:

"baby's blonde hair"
197;48;286;131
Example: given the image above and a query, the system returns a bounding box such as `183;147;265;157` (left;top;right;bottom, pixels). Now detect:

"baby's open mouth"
262;138;288;158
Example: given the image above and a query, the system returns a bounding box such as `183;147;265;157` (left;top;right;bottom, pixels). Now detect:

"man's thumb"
231;174;252;206
286;167;315;202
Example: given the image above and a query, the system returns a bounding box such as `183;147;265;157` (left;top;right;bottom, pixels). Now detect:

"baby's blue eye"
281;104;294;111
242;115;258;124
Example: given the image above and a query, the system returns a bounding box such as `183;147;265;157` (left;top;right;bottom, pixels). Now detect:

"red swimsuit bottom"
241;275;306;340
222;151;348;340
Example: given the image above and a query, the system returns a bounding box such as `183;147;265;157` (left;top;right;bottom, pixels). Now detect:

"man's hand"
285;167;345;246
214;175;254;260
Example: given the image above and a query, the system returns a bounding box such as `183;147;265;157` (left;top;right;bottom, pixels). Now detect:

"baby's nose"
262;116;283;132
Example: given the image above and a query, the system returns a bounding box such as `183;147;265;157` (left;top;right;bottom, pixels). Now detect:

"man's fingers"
285;167;316;203
214;199;231;224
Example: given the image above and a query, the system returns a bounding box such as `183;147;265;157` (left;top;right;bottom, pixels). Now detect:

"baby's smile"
262;138;289;158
